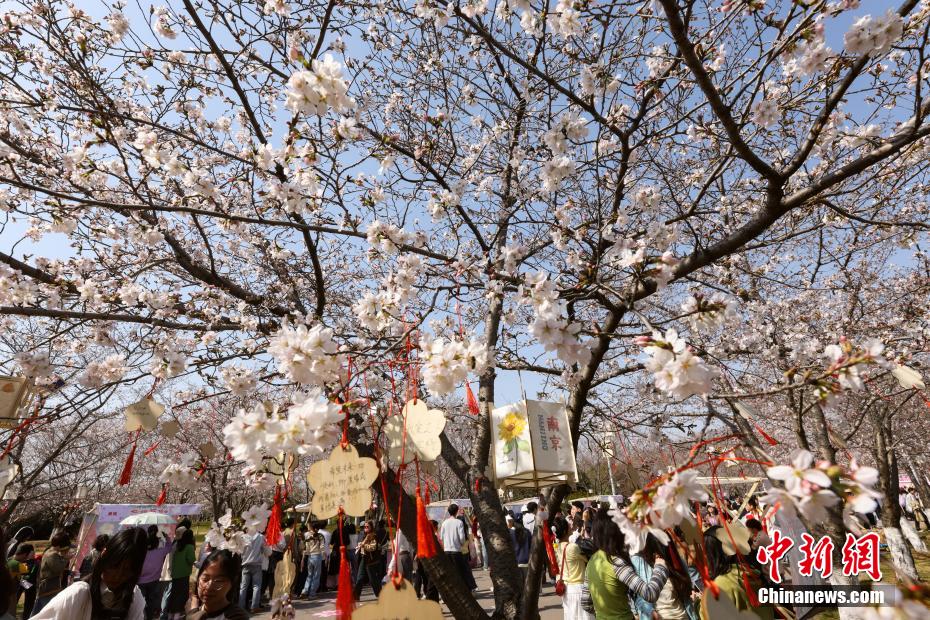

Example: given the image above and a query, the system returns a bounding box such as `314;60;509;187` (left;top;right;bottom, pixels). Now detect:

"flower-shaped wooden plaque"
125;398;165;432
713;519;752;556
384;399;446;464
701;591;760;620
160;420;180;438
353;578;442;620
307;443;378;519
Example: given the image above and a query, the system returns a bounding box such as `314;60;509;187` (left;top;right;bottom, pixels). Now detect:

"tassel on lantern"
118;431;140;486
336;544;354;619
755;424;778;446
541;518;559;578
155;484;168;506
465;383;480;415
265;485;284;547
416;485;438;559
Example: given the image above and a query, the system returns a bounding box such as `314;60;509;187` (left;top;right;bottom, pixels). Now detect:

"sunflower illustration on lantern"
498;410;530;458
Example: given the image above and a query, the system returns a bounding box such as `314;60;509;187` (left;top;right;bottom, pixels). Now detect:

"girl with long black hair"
32;526;148;619
580;507;670;620
187;549;248;620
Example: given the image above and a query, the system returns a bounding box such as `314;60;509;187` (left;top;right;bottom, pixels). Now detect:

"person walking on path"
440;504;472;590
163;528;196;620
31;531;71;616
239;529;269;613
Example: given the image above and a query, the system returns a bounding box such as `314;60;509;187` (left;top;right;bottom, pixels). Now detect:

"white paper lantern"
491;400;578;489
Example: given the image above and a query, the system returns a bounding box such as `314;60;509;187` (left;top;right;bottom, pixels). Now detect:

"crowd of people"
0;491;810;620
496;497;780;620
0;522;250;620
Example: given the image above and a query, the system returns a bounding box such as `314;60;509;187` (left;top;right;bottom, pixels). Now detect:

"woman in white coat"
32;527;149;620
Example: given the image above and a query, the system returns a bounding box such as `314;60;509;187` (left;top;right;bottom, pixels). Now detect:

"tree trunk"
871;412;920;581
374;447;491;620
884;526;919;581
899;517;927;553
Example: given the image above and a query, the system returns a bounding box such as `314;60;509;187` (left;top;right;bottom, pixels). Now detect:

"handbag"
554;543;567;597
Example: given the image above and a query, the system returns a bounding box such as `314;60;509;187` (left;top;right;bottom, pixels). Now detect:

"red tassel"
155;484;168;506
416;486;438;559
465;383;480;415
754;424;778;446
336;544;354;618
742;571;760;607
541;519;559;578
265;485;283;546
118;431;139;486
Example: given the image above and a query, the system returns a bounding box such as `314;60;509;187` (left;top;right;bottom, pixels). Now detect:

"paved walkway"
253;570;564;619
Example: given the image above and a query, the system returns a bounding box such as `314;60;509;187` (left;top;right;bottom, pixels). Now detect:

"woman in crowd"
32;527;148;619
32;530;71;615
701;526;773;619
703;505;721;527
352;521;384;600
553;516;591;620
187;549;248;620
81;535;111;578
630;535;697;620
164;528;196;620
139;526;171;620
581;507;670;620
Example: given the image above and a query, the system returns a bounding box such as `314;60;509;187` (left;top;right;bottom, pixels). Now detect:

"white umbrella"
119;512;176;526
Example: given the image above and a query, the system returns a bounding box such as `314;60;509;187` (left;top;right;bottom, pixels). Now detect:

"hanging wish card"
125;398;165;432
160;420;181;438
385;399;446;464
702;591;760;620
307;444;378;519
353;578;442;620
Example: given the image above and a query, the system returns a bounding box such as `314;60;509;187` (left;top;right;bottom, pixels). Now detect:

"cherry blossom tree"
2;0;930;617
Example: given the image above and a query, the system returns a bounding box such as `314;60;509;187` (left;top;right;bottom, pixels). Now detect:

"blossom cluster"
204;504;272;555
284;55;355;117
221;366;259;397
366;220;423;253
681;293;738;333
522;273;591;369
221;392;342;469
267;323;343;387
764;449;880;522
158;453;200;491
639;329;718;400
78;354;127;389
844;11;905;56
540;111;588;193
419;336;491;395
610;469;708;553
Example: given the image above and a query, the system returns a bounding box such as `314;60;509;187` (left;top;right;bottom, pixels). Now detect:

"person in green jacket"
581;507;670;620
700;526;774;620
165;528;197;619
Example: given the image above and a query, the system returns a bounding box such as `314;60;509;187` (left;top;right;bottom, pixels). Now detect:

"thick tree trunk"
871;413;920;581
373;448;490;620
884;526;919;581
899;517;927;553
